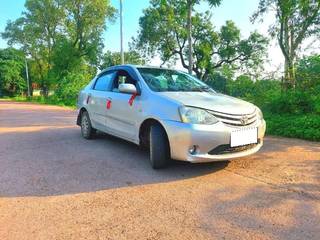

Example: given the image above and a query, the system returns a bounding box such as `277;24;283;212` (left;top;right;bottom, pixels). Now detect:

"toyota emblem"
240;115;249;125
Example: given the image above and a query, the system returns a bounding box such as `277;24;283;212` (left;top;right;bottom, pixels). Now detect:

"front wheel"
80;111;96;139
149;124;170;169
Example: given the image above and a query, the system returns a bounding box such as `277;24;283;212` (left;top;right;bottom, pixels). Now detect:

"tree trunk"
279;10;301;90
283;57;296;90
40;84;48;97
288;60;295;88
289;38;296;89
283;57;289;89
187;1;193;75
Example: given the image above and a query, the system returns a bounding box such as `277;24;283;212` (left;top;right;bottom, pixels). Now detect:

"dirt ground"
0;101;319;240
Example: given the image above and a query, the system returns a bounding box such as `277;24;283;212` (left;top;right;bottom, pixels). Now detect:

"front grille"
209;109;257;126
208;140;260;155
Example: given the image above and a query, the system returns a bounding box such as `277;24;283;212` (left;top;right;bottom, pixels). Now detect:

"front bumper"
161;119;266;163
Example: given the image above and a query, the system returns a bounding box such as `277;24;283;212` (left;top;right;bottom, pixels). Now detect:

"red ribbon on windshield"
128;93;137;106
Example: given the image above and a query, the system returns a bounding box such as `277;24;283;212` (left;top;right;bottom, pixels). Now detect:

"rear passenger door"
89;71;115;132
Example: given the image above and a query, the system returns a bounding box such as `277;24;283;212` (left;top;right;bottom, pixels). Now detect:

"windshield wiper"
190;86;213;92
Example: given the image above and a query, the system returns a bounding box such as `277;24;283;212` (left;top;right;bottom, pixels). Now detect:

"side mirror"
119;83;137;95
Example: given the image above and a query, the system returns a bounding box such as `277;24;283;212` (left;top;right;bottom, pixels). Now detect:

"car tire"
80;111;96;139
149;124;170;169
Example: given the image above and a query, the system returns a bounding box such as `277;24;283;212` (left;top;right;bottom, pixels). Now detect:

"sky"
104;0;264;51
1;0;315;73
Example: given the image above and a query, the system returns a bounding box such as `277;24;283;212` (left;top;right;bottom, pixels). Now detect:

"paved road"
0;101;319;240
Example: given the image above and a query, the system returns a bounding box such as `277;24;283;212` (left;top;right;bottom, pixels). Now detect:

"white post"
120;0;124;65
25;58;31;97
187;0;193;75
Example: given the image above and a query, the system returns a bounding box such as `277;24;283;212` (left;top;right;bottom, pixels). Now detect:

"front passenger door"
105;70;141;140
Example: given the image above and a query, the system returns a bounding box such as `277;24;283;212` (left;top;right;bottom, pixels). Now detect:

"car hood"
158;92;256;115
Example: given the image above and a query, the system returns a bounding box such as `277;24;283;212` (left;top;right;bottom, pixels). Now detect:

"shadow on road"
0;126;229;197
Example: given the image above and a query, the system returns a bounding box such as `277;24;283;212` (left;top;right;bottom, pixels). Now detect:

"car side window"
93;72;114;91
112;70;137;92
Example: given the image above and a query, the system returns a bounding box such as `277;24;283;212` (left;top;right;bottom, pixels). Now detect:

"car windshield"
137;68;216;93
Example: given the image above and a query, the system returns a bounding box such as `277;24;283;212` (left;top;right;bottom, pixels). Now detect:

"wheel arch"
138;118;169;148
76;107;88;126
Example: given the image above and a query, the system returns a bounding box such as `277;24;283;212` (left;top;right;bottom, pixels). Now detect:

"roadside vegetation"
206;60;320;141
0;0;319;141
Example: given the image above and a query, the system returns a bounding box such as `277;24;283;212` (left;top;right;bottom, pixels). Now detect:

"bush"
223;76;316;115
245;79;281;109
227;75;256;98
296;54;320;90
206;73;227;93
55;72;90;106
214;73;319;141
266;90;315;114
265;113;320;141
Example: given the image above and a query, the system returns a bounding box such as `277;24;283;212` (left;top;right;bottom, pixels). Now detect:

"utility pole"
25;58;31;97
187;0;193;75
120;0;124;65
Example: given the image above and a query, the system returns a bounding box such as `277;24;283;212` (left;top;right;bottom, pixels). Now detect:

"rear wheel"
149;124;170;169
80;111;96;139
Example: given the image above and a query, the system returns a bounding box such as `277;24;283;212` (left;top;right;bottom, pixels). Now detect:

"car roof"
101;64;179;73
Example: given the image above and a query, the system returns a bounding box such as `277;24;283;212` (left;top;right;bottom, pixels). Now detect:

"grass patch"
1;96;76;109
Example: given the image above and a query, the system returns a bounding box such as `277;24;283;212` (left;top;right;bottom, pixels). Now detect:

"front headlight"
257;108;264;120
179;106;219;125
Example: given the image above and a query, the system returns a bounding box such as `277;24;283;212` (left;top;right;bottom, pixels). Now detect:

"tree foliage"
0;48;26;96
134;0;268;80
99;51;146;70
252;0;320;89
296;54;320;90
184;0;222;74
2;0;116;96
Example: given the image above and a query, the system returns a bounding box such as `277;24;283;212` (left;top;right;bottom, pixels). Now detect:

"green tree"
2;0;115;96
296;54;320;90
134;1;268;80
206;72;227;93
0;48;26;96
252;0;320;89
99;51;146;70
227;75;256;98
62;0;116;66
2;0;65;95
185;0;221;74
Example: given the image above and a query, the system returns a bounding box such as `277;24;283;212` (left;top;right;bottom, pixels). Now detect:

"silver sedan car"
77;65;266;169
